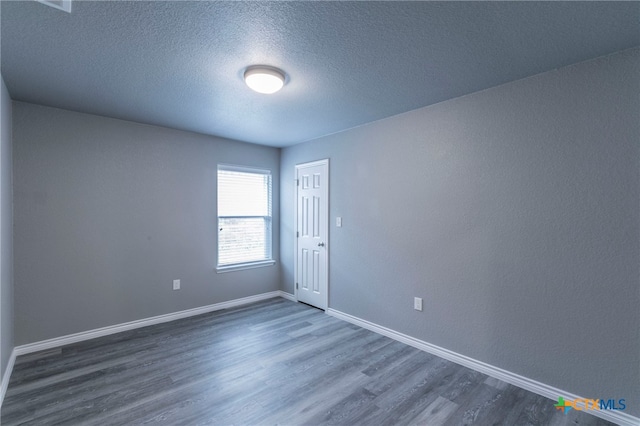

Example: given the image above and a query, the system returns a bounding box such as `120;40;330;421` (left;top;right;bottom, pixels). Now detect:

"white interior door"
295;159;329;310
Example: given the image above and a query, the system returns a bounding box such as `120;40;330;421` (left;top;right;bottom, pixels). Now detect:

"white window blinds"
217;166;272;268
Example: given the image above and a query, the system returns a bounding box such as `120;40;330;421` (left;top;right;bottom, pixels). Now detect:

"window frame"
216;164;275;273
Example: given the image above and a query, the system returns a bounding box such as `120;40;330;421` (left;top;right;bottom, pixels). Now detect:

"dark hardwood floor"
2;298;614;425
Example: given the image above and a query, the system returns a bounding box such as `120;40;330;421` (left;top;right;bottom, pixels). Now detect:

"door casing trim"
294;158;329;310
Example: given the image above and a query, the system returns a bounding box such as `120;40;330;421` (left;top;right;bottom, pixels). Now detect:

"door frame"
294;158;329;310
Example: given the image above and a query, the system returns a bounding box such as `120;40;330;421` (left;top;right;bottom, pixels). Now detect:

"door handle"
318;242;325;247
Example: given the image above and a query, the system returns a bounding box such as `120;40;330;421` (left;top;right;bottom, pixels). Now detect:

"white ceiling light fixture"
244;66;286;94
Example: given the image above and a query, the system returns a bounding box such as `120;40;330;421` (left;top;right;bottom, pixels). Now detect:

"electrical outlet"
173;279;180;290
414;297;423;311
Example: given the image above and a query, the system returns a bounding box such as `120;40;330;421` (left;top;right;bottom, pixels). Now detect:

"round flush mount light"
244;66;285;94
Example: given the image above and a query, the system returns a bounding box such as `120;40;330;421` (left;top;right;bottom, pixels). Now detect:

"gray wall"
13;103;280;345
1;76;14;382
281;48;639;415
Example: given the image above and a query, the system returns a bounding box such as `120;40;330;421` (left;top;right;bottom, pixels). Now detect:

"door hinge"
296;231;299;238
296;179;299;186
296;282;299;290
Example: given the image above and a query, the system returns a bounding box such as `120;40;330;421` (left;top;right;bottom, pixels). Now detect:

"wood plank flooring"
2;298;614;425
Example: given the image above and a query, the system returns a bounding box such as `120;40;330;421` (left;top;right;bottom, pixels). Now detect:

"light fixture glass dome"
244;66;285;94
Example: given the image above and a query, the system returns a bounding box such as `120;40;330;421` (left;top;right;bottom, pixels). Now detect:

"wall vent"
35;0;72;13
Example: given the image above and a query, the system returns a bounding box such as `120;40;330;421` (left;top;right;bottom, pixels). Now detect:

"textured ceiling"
2;1;639;147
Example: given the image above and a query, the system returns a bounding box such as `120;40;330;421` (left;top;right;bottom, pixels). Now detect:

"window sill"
216;260;276;273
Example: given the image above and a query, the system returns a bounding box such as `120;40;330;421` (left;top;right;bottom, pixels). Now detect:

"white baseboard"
14;291;282;357
6;294;633;425
2;291;290;411
0;348;16;408
326;308;637;426
277;290;296;302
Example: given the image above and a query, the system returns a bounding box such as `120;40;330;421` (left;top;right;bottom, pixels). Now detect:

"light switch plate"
414;297;423;311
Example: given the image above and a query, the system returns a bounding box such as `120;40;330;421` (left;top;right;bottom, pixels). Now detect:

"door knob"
318;242;325;247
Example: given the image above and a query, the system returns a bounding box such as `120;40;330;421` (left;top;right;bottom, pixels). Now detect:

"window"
217;165;274;272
